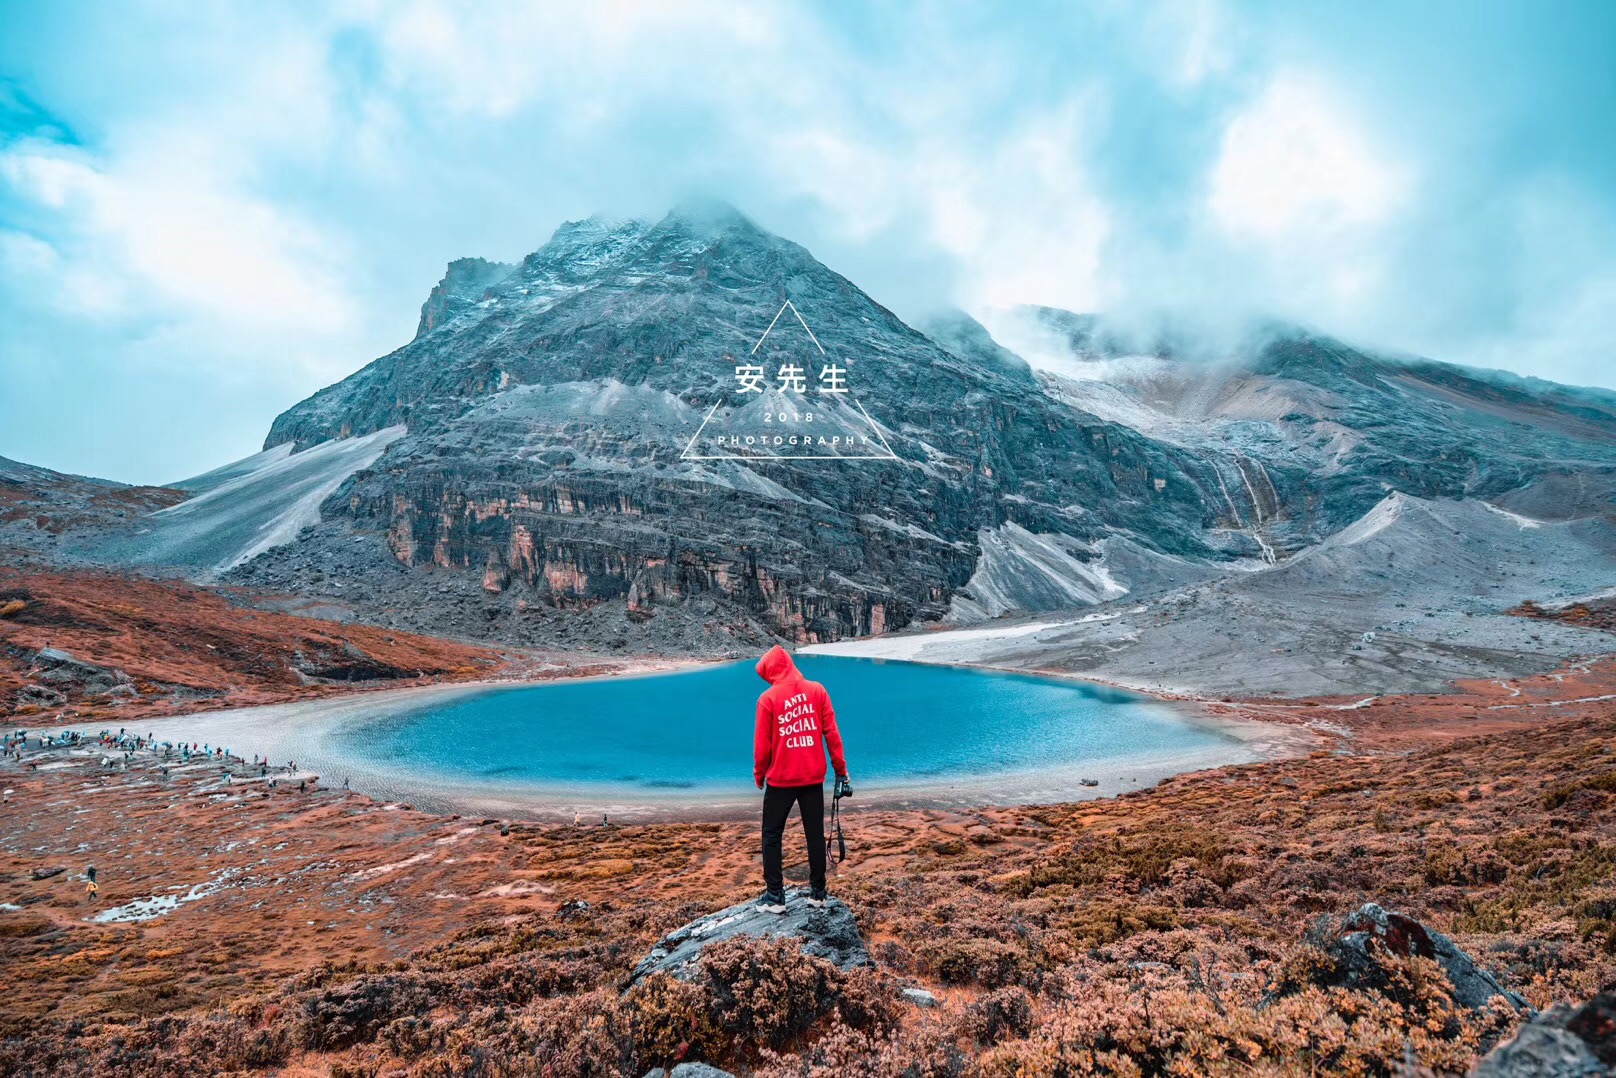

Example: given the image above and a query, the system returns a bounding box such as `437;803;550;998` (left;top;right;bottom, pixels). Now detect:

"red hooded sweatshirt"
753;646;847;788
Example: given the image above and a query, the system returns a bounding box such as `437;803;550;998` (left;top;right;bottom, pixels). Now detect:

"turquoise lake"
328;657;1234;794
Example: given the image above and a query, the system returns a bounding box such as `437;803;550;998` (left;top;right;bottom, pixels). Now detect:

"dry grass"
4;704;1616;1075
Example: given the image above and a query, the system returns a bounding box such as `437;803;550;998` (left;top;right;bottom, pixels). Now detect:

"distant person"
752;646;850;914
84;865;97;903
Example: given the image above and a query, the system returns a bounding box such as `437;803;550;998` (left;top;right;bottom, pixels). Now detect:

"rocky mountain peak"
415;257;515;339
521;215;651;276
658;196;762;237
223;205;1616;653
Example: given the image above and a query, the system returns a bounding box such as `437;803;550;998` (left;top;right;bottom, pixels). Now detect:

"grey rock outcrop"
1472;992;1616;1077
901;986;940;1008
14;683;66;708
29;647;132;697
641;1065;737;1078
416;257;517;339
1319;902;1527;1012
629;890;871;987
0;456;184;567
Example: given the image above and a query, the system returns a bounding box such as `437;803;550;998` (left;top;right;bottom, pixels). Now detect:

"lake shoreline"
11;655;1612;1076
84;655;1321;822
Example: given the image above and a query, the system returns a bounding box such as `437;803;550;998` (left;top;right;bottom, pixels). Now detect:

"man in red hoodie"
753;645;850;913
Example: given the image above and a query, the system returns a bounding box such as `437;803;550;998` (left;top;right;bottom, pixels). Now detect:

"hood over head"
756;645;798;685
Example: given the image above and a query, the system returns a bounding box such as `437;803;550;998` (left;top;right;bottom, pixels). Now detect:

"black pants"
761;782;826;896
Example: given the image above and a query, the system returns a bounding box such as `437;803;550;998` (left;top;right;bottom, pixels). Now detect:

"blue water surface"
330;656;1228;792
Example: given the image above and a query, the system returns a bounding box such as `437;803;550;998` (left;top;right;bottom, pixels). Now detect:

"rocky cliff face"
207;204;1616;652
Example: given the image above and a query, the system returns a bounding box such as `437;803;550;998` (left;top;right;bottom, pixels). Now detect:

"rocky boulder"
1472;992;1616;1077
1315;902;1527;1012
901;986;940;1008
28;647;132;697
290;641;417;683
13;683;66;709
629;890;871;987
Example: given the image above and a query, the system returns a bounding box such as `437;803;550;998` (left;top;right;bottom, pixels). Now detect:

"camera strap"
826;787;847;864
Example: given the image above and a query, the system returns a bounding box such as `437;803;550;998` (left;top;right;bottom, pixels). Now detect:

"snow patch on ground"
348;850;433;881
478;880;556;898
121;426;405;574
90;871;235;923
1537;585;1616;611
952;522;1127;620
696;463;814;505
1483;502;1544;529
802;617;1068;662
477;379;694;428
860;514;950;545
1324;492;1407;548
169;442;294;494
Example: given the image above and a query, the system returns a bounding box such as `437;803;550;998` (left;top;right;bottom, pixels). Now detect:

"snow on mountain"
102;426;404;575
950;523;1127;620
23;202;1615;655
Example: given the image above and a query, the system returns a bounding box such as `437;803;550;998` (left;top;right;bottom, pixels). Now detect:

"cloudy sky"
3;1;1614;483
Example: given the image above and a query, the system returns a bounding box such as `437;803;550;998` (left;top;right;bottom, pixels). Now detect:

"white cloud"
0;227;130;318
6;0;1616;484
3;143;353;336
1140;0;1235;89
360;0;780;121
1210;73;1406;242
0;19;375;393
926;108;1110;312
1183;72;1417;330
1457;175;1616;389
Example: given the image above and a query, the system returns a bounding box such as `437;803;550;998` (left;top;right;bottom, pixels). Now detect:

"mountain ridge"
7;203;1613;655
